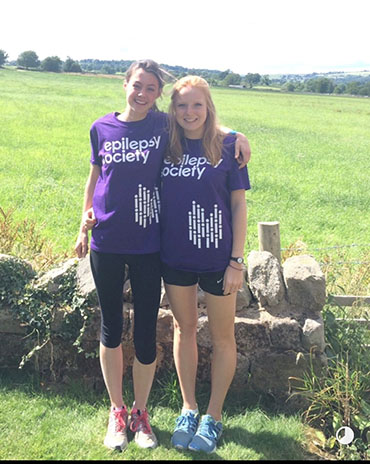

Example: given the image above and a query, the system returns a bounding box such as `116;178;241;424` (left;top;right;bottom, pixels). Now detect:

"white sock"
181;406;199;416
112;405;125;412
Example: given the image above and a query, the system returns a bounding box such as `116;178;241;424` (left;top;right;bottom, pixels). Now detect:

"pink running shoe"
104;406;129;451
129;407;158;449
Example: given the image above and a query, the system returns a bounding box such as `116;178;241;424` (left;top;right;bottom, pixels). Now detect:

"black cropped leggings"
90;250;161;365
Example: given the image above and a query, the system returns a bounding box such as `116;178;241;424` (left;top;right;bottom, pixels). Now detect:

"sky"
1;0;370;75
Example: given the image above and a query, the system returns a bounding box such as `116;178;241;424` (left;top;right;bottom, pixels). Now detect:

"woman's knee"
211;331;236;350
100;311;123;348
134;339;157;364
173;317;198;337
101;327;123;348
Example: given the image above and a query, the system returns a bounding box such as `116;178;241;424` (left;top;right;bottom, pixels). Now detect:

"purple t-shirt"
160;136;251;272
90;111;169;254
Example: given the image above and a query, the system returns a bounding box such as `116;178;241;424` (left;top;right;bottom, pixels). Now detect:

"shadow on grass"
153;426;309;461
225;427;306;460
149;371;302;418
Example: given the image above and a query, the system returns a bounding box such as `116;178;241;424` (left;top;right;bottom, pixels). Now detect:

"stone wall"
0;251;327;407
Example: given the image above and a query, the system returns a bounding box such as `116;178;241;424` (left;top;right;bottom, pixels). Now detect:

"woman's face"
174;86;208;139
124;68;161;120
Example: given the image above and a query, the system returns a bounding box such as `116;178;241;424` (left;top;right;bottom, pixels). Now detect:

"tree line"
1;49;369;96
281;76;370;96
0;50;82;73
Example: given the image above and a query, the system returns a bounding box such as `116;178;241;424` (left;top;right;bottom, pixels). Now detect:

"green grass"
215;87;370;259
0;369;311;461
1;67;369;269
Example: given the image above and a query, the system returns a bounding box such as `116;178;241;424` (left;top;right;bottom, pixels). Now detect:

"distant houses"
228;84;246;89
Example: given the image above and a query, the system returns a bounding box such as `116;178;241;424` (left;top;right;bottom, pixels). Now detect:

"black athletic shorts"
161;261;227;296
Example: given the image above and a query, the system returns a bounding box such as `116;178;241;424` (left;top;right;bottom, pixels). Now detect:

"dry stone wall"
0;251;327;407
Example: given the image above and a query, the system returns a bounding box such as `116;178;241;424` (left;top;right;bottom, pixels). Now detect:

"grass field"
0;368;316;461
0;67;369;291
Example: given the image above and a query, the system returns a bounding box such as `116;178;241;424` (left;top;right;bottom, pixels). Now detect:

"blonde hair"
167;76;224;165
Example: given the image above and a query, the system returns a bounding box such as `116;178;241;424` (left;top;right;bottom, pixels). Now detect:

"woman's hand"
83;207;96;230
74;228;89;258
75;165;100;259
234;133;251;168
75;208;96;258
223;264;244;295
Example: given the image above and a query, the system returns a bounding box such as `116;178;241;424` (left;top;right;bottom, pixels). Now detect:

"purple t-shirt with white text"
160;136;251;272
90;111;168;254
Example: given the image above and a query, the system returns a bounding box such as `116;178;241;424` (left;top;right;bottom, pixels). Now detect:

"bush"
0;256;35;307
63;57;82;73
289;305;370;460
0;49;8;66
41;56;62;73
17;50;40;69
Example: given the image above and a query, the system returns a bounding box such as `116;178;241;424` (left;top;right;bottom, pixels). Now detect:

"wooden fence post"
258;221;281;264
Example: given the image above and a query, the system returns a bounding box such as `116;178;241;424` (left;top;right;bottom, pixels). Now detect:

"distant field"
1;68;369;274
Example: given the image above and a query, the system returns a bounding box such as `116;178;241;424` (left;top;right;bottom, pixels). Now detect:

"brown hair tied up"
125;60;176;112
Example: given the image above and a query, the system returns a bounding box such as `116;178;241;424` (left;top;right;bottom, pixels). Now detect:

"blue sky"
1;0;370;74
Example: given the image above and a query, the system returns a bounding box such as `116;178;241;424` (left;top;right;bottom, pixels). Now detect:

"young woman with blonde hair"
161;75;251;453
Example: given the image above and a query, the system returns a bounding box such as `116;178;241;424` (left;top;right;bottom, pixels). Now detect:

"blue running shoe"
171;411;200;449
188;414;223;453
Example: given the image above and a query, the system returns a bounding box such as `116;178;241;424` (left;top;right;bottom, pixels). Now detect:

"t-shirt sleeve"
230;163;251;191
90;124;102;166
